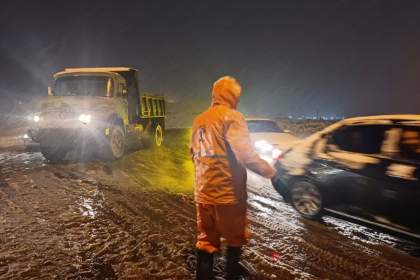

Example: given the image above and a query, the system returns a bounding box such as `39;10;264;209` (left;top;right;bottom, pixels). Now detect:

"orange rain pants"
196;202;248;253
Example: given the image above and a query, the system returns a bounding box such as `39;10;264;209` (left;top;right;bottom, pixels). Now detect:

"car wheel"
154;124;164;147
107;125;125;159
290;180;323;220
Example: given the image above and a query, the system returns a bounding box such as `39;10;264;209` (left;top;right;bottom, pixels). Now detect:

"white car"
246;118;299;163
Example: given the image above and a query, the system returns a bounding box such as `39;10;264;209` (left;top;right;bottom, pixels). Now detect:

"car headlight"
272;148;283;160
254;140;273;153
78;114;91;124
33;115;40;122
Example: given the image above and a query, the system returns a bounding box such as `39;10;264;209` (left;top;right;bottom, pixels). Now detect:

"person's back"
191;76;276;280
192;104;248;204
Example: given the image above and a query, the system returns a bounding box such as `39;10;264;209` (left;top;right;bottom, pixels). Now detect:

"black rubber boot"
225;246;242;280
196;249;214;280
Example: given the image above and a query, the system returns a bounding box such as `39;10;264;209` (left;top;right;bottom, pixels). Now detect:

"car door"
377;125;420;234
319;124;390;218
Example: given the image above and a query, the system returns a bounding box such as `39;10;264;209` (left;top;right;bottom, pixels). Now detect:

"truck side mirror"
48;86;53;96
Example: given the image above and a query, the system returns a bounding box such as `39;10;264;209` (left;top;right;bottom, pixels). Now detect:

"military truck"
28;67;165;161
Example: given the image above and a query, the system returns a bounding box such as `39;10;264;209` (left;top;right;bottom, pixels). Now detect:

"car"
272;115;420;239
246;118;299;164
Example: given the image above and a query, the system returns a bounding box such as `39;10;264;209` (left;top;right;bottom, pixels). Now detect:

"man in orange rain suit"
191;76;277;280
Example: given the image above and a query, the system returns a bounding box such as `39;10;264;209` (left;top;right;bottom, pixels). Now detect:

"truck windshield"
53;76;111;97
247;120;283;133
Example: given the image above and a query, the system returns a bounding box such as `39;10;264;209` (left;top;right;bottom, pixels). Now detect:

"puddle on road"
324;216;420;257
323;216;399;246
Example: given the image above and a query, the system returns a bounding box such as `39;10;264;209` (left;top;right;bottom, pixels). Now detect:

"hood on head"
211;76;242;109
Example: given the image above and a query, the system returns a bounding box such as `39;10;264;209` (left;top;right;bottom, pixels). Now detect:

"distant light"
33;115;40;122
23;134;29;139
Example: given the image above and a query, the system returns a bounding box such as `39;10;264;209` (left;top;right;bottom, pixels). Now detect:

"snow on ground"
1;126;420;279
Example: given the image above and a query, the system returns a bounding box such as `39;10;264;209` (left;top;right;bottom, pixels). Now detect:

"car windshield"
247;120;283;133
53;76;111;97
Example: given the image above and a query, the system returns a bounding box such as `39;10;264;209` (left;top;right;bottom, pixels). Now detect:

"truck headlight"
33;115;40;122
254;140;273;153
78;114;91;124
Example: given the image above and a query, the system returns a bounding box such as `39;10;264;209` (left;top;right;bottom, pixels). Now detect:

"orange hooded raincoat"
191;76;276;253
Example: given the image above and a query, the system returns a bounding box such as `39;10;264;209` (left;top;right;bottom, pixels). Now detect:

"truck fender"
106;114;126;134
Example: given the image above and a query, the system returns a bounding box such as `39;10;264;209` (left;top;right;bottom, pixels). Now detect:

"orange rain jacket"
191;77;276;205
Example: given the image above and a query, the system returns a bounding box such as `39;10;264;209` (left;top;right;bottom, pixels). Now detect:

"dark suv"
272;115;420;238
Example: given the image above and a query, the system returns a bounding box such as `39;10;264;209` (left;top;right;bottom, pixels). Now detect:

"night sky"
0;0;419;117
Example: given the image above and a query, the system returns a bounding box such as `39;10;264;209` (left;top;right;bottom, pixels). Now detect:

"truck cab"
28;67;165;162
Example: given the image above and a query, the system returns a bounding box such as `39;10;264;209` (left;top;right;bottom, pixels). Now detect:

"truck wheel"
290;180;323;220
154;124;164;147
107;125;125;159
40;146;66;163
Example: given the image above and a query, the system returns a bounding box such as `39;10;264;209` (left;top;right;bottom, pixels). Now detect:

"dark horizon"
0;0;420;118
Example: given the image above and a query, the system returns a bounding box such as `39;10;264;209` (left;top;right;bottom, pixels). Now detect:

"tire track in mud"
0;151;241;279
2;151;420;279
245;173;420;280
44;161;196;279
0;152;194;279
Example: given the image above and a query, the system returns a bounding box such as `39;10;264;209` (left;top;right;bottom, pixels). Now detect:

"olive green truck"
28;67;165;161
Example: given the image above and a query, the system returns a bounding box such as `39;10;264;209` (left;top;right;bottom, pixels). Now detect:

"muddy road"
1;130;420;279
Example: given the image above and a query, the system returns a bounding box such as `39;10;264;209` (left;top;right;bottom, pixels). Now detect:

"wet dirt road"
1;131;420;279
0;151;196;280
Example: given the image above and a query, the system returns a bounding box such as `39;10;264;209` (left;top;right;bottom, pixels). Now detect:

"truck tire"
40;146;66;163
106;125;125;160
154;124;164;147
142;123;164;148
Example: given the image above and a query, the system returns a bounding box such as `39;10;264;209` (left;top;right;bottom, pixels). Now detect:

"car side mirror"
48;86;53;96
